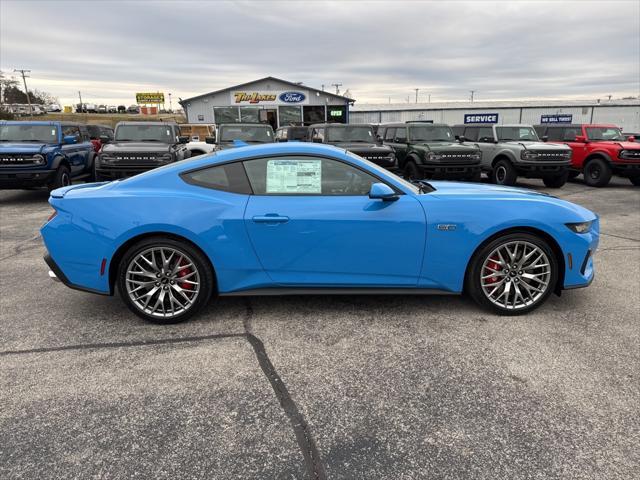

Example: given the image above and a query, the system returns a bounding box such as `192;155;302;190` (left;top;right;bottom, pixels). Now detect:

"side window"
384;127;395;142
181;162;252;194
562;128;578;141
243;156;379;196
311;128;325;142
103;128;114;140
477;127;494;143
463;127;478;141
79;127;90;142
394;127;407;143
62;125;81;141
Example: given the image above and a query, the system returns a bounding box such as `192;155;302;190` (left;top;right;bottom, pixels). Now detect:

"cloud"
1;0;638;106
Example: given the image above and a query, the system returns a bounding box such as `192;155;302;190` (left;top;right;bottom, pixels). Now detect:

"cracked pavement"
1;176;639;479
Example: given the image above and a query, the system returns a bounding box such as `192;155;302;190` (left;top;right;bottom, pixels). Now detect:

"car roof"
0;120;64;126
116;121;177;126
86;124;113;129
309;123;373;128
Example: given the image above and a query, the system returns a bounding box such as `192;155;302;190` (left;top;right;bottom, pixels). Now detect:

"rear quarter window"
181;162;252;194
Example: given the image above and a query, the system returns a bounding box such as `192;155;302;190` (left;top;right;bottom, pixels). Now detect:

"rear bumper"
0;169;56;187
44;253;110;296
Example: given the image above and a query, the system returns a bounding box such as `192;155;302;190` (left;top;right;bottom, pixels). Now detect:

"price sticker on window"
266;159;321;193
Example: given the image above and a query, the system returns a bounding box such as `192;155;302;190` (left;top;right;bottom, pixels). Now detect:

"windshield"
326;126;374;143
115;124;174;142
345;151;424;194
220;125;273;143
496;126;539;141
0;124;58;143
409;125;455;142
586;127;625;141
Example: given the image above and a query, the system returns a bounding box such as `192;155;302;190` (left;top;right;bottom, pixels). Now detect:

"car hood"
0;143;51;153
102;142;172;153
592;140;640;149
505;141;571;151
425;181;595;219
331;142;393;153
415;142;479;152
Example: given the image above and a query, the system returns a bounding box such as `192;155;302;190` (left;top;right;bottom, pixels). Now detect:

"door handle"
252;214;289;224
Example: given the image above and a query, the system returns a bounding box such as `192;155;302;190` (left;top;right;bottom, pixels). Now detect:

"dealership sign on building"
464;113;499;124
541;114;573;124
232;91;307;105
136;92;165;104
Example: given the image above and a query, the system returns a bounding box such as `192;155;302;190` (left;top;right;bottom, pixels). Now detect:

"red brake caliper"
484;256;501;284
177;258;193;290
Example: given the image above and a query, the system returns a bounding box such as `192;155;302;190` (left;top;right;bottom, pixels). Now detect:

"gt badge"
437;224;457;231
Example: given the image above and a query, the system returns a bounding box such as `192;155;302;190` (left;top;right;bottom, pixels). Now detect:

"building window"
303;106;326;125
240;107;260;123
214;107;239;124
197;114;205;122
279;106;302;126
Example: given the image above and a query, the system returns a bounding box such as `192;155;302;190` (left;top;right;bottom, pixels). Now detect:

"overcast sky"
1;0;638;107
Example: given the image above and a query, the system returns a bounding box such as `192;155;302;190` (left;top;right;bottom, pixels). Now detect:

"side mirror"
368;182;398;201
541;135;549;142
63;135;77;145
205;136;216;144
99;135;110;144
628;136;635;142
376;135;383;144
575;135;587;143
178;136;189;144
458;135;466;143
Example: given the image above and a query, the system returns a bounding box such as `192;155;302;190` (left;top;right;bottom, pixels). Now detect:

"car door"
60;125;85;174
243;155;426;286
553;127;587;167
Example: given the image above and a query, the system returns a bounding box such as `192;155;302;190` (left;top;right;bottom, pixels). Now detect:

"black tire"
117;236;215;324
47;165;71;191
88;153;97;182
583;158;612;187
466;232;558;316
629;176;640;186
403;160;422;181
491;159;518;186
542;171;568;188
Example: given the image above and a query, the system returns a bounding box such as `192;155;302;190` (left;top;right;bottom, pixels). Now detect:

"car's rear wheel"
542;171;568;188
491;160;518;186
583;158;612;187
629;175;640;186
117;237;214;324
467;232;558;315
48;165;71;191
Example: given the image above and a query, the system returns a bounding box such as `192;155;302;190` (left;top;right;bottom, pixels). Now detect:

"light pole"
168;93;172;112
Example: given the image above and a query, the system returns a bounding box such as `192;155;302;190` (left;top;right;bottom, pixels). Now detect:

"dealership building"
349;98;640;131
180;76;354;129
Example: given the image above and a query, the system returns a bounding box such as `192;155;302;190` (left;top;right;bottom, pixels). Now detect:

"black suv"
96;122;189;180
309;123;396;170
275;125;310;142
382;122;481;180
213;123;275;150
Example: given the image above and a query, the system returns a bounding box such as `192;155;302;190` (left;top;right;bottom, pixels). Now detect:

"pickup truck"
534;123;640;187
96;121;190;180
0;121;95;190
454;124;572;187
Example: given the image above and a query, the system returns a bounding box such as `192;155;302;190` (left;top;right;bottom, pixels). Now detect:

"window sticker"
266;159;321;193
52;129;56;135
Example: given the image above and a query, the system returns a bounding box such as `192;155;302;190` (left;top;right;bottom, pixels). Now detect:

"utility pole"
168;92;172;112
78;91;83;112
414;88;419;103
332;83;342;95
469;90;476;103
428;93;431;103
14;69;32;116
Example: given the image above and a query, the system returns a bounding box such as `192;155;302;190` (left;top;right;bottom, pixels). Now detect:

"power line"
14;69;32;116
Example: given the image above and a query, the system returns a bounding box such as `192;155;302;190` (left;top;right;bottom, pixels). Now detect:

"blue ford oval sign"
279;91;306;103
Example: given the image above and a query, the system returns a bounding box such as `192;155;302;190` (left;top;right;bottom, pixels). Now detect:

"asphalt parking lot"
1;177;639;480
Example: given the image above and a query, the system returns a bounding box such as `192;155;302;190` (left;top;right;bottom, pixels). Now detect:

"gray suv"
453;124;572;187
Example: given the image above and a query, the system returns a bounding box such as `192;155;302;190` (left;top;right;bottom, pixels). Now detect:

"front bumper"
514;160;570;177
611;161;640;177
0;168;56;188
419;163;481;179
562;219;599;290
95;165;160;179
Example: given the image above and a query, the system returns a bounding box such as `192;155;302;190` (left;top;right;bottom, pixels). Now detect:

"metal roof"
351;98;639;112
180;76;354;104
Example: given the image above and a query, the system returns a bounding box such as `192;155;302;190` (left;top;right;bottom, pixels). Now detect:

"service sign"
464;113;499;124
136;92;164;104
541;114;573;124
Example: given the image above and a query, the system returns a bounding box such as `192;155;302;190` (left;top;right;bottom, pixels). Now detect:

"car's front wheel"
48;165;71;191
403;160;422;181
466;232;558;315
491;160;518;186
583;158;612;187
542;171;568;188
117;237;214;324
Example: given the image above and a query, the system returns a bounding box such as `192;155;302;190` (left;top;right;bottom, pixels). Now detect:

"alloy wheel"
480;240;552;310
125;247;200;318
495;166;507;183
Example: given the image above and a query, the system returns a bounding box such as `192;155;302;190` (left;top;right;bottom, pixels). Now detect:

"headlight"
566;221;593;234
426;152;443;161
563;150;573;159
521;150;538;160
387;152;396;160
472;151;482;161
159;153;173;163
99;154;114;165
32;154;45;165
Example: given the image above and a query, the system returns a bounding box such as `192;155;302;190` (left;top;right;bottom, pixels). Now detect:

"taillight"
47;209;57;222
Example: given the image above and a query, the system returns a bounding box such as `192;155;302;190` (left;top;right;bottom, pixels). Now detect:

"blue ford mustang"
41;143;598;323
